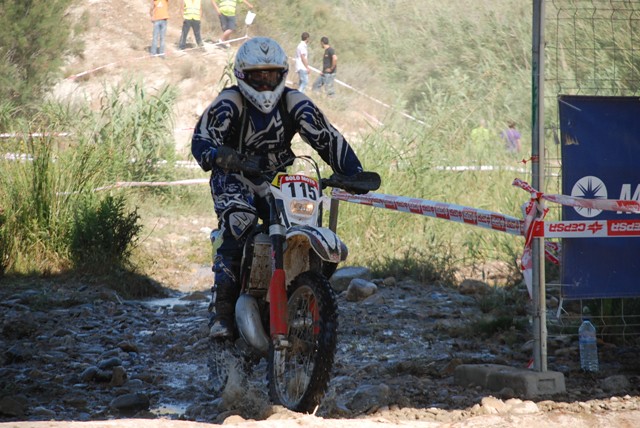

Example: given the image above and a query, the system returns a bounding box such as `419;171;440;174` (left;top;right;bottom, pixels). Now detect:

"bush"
70;195;142;272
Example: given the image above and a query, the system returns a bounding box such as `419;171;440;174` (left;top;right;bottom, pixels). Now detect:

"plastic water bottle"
578;318;599;372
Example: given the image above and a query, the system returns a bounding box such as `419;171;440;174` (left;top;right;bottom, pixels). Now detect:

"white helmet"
234;37;289;114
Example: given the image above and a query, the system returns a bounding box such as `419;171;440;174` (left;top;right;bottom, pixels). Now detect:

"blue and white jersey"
191;86;363;176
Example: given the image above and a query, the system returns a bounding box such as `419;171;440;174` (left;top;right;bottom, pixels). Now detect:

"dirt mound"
56;0;373;157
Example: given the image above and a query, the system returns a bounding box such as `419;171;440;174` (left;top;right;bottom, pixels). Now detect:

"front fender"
286;225;348;264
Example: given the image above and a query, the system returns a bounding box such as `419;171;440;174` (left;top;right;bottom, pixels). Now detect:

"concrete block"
454;364;565;398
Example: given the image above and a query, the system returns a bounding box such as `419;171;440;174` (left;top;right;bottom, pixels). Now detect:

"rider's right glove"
214;146;262;176
215;146;244;171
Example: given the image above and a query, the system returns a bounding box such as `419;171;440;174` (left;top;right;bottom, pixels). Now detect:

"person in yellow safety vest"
179;0;206;50
212;0;253;48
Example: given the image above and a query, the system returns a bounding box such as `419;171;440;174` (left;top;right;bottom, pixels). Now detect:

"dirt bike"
207;149;380;413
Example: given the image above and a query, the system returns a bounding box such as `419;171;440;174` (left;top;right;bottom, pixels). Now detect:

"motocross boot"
208;279;240;340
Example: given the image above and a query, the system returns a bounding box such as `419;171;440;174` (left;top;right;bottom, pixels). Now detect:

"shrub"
70;195;142;272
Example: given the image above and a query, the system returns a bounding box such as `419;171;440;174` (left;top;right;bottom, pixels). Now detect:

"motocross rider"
191;37;365;340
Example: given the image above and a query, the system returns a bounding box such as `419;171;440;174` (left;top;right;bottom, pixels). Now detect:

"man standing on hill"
312;36;337;96
150;0;170;58
295;32;311;93
213;0;253;48
179;0;204;50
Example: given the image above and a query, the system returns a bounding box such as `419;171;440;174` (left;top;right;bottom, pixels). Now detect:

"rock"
109;392;150;415
506;399;540;414
32;406;56;418
4;343;32;363
2;312;39;339
80;366;99;382
110;366;128;386
345;278;378;302
382;276;397;287
0;395;26;417
601;375;631;393
330;266;372;292
98;356;123;370
480;396;509;413
347;383;391;413
117;341;139;353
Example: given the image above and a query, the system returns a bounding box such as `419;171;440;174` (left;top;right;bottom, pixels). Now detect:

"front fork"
268;222;288;341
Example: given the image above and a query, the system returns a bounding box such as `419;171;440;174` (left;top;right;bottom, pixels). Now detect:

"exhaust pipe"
235;294;269;355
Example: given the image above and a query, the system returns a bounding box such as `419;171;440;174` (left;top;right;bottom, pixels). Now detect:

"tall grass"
0;80;177;276
91;79;178;182
248;0;534;282
308;118;527;284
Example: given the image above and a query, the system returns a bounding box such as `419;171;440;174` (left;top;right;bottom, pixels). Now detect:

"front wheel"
267;271;338;412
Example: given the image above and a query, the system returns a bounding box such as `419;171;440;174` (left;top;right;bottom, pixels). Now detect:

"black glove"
214;146;243;171
214;146;263;176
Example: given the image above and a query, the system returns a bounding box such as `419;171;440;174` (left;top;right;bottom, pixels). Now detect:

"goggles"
243;69;284;92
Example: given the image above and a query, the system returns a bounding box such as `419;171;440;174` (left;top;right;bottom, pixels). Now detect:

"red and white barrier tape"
532;219;640;238
513;178;640;297
333;180;639;298
513;178;640;214
331;189;525;236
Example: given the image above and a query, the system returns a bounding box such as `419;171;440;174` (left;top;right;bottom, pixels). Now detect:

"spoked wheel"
207;340;235;396
267;271;338;413
208;338;258;396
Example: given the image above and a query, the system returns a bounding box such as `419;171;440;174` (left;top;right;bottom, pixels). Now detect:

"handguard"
324;171;381;194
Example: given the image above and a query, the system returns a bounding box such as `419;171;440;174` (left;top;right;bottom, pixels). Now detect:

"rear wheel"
267;271;338;412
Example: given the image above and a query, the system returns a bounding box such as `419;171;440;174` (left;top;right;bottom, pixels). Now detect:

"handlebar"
321;171;381;195
215;146;381;195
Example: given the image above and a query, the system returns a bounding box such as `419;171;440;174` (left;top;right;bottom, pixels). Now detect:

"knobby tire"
267;271;338;412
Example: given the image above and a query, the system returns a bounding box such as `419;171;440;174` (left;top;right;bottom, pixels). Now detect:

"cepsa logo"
549;223;586;233
609;220;640;236
548;222;603;234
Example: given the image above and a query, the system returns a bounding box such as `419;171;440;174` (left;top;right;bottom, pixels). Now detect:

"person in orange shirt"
150;0;170;57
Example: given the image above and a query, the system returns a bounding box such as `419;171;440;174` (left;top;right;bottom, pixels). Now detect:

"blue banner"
559;96;640;299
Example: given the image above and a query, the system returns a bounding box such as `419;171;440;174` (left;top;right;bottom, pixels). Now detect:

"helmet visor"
243;69;284;92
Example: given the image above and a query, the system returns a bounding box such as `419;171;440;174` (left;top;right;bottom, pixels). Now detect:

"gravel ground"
1;271;639;428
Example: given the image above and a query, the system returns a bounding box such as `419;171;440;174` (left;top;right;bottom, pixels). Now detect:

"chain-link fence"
543;0;640;344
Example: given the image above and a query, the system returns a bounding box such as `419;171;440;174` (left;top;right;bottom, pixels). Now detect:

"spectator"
295;32;311;93
312;36;337;96
178;0;204;50
150;0;170;58
212;0;253;49
500;120;522;153
470;119;492;146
